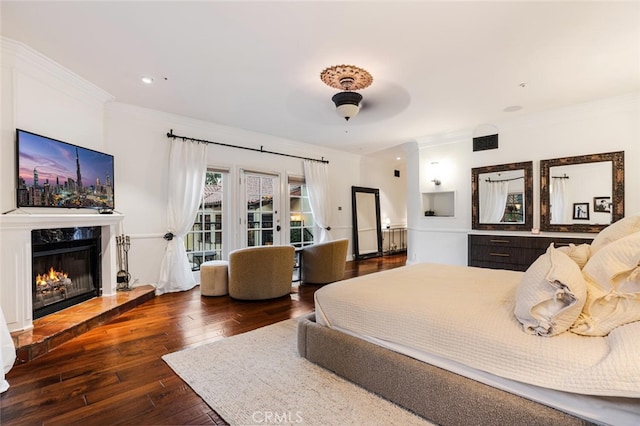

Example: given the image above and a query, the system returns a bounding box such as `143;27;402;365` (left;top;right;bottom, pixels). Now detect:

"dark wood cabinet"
468;234;593;271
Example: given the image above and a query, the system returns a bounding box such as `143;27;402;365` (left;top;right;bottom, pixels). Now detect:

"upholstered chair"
301;239;349;285
228;245;295;300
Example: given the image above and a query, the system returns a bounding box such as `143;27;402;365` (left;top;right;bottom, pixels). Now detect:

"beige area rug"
162;319;434;426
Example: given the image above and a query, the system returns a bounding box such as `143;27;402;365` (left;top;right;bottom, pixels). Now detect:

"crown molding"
1;36;114;105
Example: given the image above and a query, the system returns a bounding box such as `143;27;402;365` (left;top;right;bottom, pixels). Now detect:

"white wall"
359;155;407;229
409;136;472;265
407;92;640;265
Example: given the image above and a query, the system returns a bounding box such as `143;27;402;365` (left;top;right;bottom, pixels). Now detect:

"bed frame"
297;313;593;426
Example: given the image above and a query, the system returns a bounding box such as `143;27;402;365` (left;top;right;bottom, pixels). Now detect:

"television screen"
16;129;115;209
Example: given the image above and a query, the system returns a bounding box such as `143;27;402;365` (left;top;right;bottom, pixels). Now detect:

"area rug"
162;318;433;426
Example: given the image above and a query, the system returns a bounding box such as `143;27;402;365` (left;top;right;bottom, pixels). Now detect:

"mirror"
351;186;383;260
472;161;533;231
540;151;624;233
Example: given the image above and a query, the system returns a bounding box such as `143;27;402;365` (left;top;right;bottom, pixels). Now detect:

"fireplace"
31;227;101;319
0;212;123;332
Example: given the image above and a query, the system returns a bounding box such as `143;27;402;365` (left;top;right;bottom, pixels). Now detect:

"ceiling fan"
320;65;373;121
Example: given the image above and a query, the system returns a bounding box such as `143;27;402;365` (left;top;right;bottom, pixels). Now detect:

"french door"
242;170;281;247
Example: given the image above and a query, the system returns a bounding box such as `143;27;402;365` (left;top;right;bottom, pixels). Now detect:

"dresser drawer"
468;234;593;271
469;246;540;267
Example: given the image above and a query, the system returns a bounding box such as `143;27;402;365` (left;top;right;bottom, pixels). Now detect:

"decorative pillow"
590;214;640;255
570;232;640;337
514;244;587;336
556;243;591;269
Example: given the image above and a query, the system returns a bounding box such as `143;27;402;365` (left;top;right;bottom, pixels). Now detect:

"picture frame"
572;203;590;220
593;196;611;213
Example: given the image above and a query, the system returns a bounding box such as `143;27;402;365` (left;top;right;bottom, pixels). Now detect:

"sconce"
431;162;441;186
384;217;391;229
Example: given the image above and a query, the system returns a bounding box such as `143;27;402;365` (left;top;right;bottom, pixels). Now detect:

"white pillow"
571;232;640;337
556;243;591;269
514;244;587;336
590;214;640;255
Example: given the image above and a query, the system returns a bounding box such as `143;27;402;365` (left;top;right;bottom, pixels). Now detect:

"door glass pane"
290;184;301;196
247;230;259;247
245;173;278;247
248;212;259;229
262;229;273;245
263;213;273;229
288;181;314;248
262;194;273;212
185;170;225;270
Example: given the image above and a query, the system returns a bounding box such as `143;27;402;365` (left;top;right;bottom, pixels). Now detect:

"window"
185;170;225;271
289;180;314;248
502;193;524;223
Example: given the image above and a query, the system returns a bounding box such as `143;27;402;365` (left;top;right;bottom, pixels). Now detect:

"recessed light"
504;105;523;112
140;75;154;85
396;157;401;161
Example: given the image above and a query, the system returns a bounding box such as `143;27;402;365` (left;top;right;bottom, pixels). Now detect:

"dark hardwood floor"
1;254;406;425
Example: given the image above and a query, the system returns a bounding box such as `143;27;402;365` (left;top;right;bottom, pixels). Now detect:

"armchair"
301;239;349;285
228;245;295;300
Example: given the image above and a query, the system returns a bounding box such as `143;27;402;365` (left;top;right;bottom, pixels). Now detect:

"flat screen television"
16;129;115;210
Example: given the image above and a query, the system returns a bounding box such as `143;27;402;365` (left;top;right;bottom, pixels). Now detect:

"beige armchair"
301;239;349;285
228;245;295;300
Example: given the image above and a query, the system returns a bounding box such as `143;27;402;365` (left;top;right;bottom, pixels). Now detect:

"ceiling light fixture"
320;65;372;121
140;75;154;85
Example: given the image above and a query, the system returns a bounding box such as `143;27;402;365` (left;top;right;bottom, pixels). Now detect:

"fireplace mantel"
0;210;124;332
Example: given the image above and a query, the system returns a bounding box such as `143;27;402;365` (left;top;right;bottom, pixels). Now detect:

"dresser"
468;234;593;272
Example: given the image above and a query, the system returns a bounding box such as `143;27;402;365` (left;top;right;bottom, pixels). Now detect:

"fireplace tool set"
116;235;131;291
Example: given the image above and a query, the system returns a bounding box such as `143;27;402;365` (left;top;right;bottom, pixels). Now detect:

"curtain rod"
485;176;524;183
166;129;329;164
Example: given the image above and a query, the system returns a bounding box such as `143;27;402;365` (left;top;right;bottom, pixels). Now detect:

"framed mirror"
472;161;533;231
351;186;383;260
540;151;624;233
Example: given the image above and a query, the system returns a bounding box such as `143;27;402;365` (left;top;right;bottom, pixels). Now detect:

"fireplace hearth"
31;227;101;319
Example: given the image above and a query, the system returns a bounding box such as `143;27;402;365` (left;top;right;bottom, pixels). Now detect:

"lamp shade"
331;91;362;121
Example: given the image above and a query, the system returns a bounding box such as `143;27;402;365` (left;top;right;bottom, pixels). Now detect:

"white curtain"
480;181;509;223
1;306;15;393
156;139;208;295
550;178;567;224
303;160;333;243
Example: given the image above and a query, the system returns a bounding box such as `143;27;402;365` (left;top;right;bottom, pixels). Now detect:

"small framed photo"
593;196;611;213
573;203;590;220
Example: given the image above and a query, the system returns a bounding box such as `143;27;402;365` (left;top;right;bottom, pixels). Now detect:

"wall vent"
473;134;499;151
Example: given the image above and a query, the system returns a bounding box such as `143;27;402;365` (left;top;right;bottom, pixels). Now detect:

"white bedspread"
314;263;640;398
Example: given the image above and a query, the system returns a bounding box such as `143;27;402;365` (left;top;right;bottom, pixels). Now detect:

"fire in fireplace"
35;267;72;303
31;227;101;319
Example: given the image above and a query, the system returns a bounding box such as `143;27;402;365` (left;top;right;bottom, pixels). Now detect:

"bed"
297;220;640;426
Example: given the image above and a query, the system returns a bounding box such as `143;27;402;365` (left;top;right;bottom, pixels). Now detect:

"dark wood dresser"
468;234;593;271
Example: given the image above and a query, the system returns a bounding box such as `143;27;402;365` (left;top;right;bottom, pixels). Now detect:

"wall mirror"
471;161;533;231
351;186;383;260
540;151;624;233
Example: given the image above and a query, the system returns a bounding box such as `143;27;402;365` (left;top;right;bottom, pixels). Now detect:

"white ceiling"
1;1;639;155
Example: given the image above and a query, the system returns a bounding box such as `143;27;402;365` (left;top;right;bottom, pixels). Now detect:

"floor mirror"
351;186;383;260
